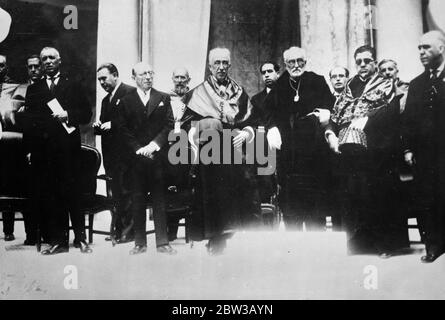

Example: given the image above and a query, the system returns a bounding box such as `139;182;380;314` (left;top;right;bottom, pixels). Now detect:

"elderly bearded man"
263;46;334;231
182;47;261;255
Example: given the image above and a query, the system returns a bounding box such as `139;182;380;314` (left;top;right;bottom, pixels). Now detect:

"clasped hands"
233;127;254;149
92;120;111;131
136;141;159;159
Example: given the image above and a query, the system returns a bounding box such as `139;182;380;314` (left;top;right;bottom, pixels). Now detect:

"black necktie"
431;69;439;81
49;77;56;94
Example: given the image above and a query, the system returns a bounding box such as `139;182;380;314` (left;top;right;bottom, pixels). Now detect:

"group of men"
1;29;445;263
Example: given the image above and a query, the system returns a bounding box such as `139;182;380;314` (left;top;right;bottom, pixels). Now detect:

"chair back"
0;131;29;196
78;144;102;196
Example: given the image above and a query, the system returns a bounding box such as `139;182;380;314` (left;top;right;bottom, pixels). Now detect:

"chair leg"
88;214;94;244
184;216;189;243
36;227;41;253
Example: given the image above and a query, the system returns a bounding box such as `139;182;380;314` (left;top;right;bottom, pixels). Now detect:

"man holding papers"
21;47;92;255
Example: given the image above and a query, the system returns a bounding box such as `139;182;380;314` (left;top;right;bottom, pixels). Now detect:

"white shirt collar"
46;72;61;88
266;87;271;94
109;81;121;100
46;72;60;79
137;88;151;105
431;60;445;77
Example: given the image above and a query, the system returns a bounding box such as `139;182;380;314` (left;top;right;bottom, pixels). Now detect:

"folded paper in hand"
47;98;76;134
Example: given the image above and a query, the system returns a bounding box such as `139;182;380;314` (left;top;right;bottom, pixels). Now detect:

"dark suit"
95;82;135;239
251;88;268;119
1;81;43;242
22;75;92;245
251;88;276;203
403;69;445;256
264;71;334;230
116;88;174;247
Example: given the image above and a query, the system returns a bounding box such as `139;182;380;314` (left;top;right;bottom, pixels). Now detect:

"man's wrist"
325;130;336;142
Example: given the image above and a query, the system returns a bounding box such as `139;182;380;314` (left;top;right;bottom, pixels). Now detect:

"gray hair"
283;46;306;62
208;47;231;64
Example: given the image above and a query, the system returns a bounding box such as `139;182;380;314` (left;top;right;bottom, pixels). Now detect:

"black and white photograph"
1;0;445;303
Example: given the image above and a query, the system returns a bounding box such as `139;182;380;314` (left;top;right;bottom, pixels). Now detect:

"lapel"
110;83;125;106
261;88;268;99
131;90;147;113
147;88;161;118
53;75;68;96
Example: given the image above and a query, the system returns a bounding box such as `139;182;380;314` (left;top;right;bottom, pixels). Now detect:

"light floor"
1;211;444;300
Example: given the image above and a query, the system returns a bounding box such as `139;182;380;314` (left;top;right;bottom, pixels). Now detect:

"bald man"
116;62;175;255
403;30;445;263
22;47;92;255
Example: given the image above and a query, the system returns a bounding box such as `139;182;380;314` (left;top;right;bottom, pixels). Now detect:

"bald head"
418;30;445;69
172;67;190;96
132;62;154;91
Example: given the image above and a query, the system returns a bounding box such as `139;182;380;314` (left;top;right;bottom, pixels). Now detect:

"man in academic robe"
181;47;261;255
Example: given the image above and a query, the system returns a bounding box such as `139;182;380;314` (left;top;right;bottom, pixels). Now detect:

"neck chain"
289;77;301;102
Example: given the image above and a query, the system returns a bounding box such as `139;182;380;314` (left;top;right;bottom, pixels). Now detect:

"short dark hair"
260;61;280;73
26;54;40;62
97;63;119;77
329;66;349;78
354;45;376;61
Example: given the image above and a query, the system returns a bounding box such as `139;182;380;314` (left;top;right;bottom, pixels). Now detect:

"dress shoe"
130;245;147;255
41;243;69;255
23;239;37;246
73;240;93;253
421;253;441;263
206;237;227;256
379;252;392;259
116;234;134;244
156;244;177;255
4;234;15;241
105;236;112;241
168;234;178;242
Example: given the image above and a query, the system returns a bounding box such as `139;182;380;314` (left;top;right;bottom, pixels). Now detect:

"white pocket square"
158;101;164;107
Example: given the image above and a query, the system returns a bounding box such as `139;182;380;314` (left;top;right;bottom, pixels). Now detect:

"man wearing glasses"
325;45;409;257
116;62;176;255
263;46;334;231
